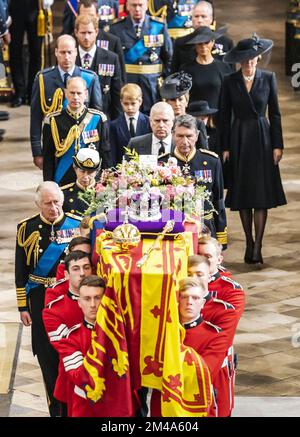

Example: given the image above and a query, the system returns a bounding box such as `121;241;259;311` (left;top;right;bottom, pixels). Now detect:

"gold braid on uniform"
50;116;81;158
148;0;168;19
39;74;63;116
17;222;40;267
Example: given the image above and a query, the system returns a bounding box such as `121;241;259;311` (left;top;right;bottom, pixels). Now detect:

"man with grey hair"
15;181;82;416
172;114;227;248
30;34;103;171
127;101;175;161
171;1;234;72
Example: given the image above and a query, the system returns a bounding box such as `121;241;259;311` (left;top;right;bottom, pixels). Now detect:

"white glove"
43;0;54;8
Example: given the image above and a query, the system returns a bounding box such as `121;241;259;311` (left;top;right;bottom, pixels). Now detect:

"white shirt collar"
125;112;139;124
152;134;172;155
78;45;97;63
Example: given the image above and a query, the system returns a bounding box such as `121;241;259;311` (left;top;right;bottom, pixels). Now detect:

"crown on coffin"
128;182;163;222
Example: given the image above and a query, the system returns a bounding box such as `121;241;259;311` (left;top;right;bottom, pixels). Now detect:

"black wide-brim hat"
188;101;218;116
224;34;273;63
160;72;192;100
185;26;222;45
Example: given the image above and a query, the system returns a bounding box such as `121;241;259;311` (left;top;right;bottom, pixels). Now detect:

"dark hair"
64;250;91;272
68;236;91;252
78;0;97;13
79;275;106;289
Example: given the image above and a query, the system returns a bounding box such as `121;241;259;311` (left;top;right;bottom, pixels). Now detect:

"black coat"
172;148;227;249
220;68;287;210
171;33;234;73
76;46;123;120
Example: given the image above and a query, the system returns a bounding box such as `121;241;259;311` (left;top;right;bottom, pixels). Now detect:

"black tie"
135;24;141;38
158;140;165;155
129;117;135;137
63;72;70;87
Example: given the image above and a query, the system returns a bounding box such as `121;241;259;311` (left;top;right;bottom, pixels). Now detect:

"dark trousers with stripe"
28;286;61;417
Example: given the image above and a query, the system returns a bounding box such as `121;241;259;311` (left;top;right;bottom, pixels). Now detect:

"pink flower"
95;183;105;193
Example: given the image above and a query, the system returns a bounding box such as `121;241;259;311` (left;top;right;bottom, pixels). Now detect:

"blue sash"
125;21;164;64
67;0;78;15
25;216;80;295
168;15;188;29
54;113;101;184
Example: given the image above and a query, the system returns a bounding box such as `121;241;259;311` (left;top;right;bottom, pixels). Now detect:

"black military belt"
29;274;56;287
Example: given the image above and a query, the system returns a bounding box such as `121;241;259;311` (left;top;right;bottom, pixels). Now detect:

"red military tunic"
201;295;238;417
56;261;66;280
42;291;83;405
44;278;69;306
59;321;96;417
208;271;245;416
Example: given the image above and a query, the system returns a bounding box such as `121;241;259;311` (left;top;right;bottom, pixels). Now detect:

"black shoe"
252;244;263;264
244;242;254;264
11;96;25;108
0;111;9;121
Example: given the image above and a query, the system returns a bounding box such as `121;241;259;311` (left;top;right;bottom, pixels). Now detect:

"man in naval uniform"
15;181;82;416
62;148;100;216
42;76;111;187
110;0;173;114
171;114;227;249
30;34;102;171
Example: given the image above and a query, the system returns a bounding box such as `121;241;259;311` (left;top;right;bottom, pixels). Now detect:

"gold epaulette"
199;149;219;158
204;320;222;333
112;16;125;24
17;220;40;267
61;182;76;190
44;110;62;124
151;16;165;23
18;213;40;225
88;108;107;122
66;212;82;221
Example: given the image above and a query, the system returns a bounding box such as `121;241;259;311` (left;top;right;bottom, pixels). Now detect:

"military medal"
97;40;109;50
82;129;100;144
149;50;159;63
144;34;164;48
55;228;81;244
98;63;115;77
49;227;56;242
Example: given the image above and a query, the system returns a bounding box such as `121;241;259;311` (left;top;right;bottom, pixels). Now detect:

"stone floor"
0;0;299;417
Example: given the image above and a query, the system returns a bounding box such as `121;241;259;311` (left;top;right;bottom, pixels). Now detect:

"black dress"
220;68;287;211
182;59;232;109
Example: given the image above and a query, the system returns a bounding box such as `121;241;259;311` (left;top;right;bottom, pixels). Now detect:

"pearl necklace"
243;73;255;82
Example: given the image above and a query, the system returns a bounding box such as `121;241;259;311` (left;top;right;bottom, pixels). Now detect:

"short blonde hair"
178;277;207;294
198;236;222;256
120;83;142;101
188;255;210;269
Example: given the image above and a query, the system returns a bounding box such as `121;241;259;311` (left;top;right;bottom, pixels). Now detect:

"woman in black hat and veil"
220;34;287;264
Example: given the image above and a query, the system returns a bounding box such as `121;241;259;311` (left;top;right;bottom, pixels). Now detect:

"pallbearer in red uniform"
188;252;245;417
43;250;92;414
58;275;105;416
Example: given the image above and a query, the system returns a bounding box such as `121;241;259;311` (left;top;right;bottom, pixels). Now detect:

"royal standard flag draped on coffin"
82;231;212;416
